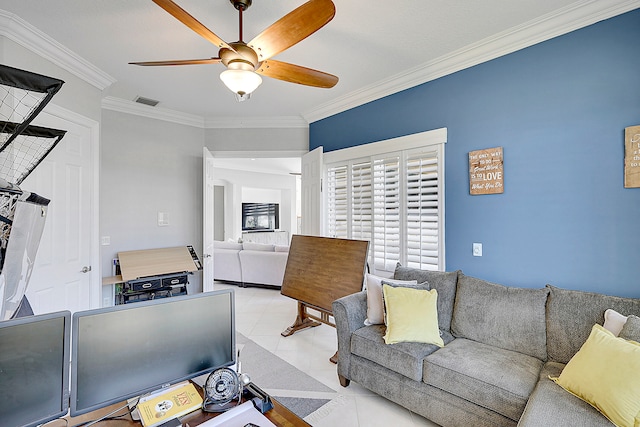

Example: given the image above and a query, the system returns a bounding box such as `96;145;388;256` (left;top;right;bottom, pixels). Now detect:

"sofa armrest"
332;291;367;384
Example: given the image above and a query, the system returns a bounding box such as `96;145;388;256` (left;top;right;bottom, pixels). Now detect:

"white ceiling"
0;0;635;125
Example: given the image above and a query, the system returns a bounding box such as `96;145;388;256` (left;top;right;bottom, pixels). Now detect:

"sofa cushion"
393;264;459;332
424;338;543;422
546;284;640;363
238;250;288;286
382;285;443;346
351;324;454;382
551;324;640;427
213;246;243;282
518;362;612;427
214;240;243;250
620;315;640;341
242;242;275;251
350;354;517;427
451;274;549;360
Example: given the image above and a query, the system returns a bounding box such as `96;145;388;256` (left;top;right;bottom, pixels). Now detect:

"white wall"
214;168;296;242
100;109;205;292
205;127;308;153
242;187;281;203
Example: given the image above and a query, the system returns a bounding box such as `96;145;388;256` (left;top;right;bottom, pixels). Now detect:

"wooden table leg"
281;301;321;337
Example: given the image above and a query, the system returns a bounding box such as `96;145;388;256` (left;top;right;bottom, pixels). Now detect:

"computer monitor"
70;289;236;416
0;311;71;427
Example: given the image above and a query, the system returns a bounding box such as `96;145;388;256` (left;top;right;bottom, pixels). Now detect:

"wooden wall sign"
469;147;504;195
625;125;640;188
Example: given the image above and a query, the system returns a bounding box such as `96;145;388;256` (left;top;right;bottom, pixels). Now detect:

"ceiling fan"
130;0;338;101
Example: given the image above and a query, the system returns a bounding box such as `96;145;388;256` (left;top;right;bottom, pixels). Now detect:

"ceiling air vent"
134;96;160;107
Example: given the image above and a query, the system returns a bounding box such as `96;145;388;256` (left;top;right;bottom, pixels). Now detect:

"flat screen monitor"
242;203;279;231
0;311;71;427
70;289;235;416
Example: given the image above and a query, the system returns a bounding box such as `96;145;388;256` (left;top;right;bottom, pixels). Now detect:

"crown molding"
102;97;308;129
204;116;308;129
0;9;115;90
101;96;206;128
303;0;640;123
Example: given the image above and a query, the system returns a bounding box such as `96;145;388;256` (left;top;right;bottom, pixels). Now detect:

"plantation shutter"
322;128;446;273
327;165;348;238
406;150;440;270
351;160;372;242
372;156;401;271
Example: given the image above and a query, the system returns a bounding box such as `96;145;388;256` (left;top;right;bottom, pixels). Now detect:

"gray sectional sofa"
332;265;640;426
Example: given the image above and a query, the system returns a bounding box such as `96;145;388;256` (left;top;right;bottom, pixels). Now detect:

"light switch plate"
473;243;482;257
157;211;169;226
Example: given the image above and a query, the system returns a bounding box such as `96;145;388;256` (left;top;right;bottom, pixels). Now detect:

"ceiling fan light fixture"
220;66;262;102
136;0;338;101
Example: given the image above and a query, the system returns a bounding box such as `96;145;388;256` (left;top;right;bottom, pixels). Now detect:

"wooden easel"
280;235;369;363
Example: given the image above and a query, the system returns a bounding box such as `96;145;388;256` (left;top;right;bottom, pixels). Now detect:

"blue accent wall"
310;9;640;297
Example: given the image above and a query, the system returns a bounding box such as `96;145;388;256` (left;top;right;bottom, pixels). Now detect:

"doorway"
210;157;301;243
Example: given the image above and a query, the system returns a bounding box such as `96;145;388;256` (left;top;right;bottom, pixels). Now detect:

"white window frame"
323;128;447;275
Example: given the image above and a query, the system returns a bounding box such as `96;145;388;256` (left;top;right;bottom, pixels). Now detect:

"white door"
21;105;98;314
202;147;215;292
301;146;323;236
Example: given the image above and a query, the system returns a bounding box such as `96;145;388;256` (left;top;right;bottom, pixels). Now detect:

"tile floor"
215;282;439;427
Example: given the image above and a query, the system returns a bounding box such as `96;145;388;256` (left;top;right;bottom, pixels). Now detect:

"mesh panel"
0;121;65;185
0;64;65;185
0;190;20;250
0;65;64;276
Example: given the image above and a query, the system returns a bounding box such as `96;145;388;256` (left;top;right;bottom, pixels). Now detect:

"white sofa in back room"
213;240;289;287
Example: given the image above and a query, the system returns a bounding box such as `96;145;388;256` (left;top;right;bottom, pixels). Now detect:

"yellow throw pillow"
550;324;640;427
382;284;444;346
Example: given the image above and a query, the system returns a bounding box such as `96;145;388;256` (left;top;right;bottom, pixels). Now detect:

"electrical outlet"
473;243;483;257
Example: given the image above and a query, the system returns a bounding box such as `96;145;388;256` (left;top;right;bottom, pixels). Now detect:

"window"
324;129;446;274
326;164;347;238
351;160;372;243
372;155;400;272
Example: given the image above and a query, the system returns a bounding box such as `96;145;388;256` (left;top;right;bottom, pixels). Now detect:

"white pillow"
242;242;275;251
604;308;628;336
274;245;289;252
364;274;417;325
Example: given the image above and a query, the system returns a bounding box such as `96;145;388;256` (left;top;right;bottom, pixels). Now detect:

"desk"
103;246;202;305
118;246;199;282
65;395;309;427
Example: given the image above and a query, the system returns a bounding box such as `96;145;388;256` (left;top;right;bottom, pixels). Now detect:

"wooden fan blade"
129;58;221;66
152;0;232;50
248;0;335;62
256;60;338;88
